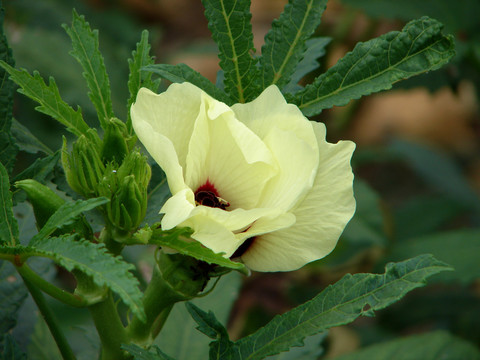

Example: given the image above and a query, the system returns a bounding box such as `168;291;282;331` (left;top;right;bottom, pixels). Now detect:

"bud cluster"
61;117;151;237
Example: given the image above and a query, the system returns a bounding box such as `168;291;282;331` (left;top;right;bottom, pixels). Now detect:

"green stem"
21;275;76;360
89;292;129;360
99;226;125;256
126;264;184;346
16;264;88;307
151;305;173;340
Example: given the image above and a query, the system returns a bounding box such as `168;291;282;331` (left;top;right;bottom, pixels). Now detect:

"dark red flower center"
195;180;230;210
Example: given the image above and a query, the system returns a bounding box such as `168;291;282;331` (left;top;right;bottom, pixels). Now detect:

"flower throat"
195;180;230;210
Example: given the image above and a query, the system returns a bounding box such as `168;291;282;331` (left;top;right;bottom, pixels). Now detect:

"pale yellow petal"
181;214;243;257
235;212;296;243
131;114;186;194
131;84;207;194
242;122;356;272
231;85;318;149
131;84;204;168
257;126;318;210
160;188;196;230
231;85;319;210
185;91;276;209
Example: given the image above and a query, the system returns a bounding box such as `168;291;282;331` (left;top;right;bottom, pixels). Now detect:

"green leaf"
0;5;18;175
154;271;241;360
186;302;230;340
260;0;328;90
202;254;450;360
30;197;108;245
13;151;60;184
1;235;145;322
386;229;480;285
63;10;114;128
10;119;53;155
127;30;159;132
143;63;231;104
123;344;176;360
186;303;235;358
331;330;480;360
294;17;455;116
283;37;330;94
0;162;18;246
148;227;246;271
202;0;259;103
0;63;90;137
266;332;326;360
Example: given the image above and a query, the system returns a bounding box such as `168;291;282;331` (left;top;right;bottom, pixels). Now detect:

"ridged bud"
62;129;104;198
100;150;151;237
101;118;129;163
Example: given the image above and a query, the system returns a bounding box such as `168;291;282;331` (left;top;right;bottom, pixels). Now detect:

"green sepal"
157;251;211;301
101;117;129;163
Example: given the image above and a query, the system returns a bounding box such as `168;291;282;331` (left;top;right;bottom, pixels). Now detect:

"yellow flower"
131;83;355;272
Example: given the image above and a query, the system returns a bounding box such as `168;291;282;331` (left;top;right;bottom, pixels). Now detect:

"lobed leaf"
10;118;53;155
260;0;328;90
0;162;18;246
202;0;259;103
294;17;455;116
233;254;451;359
332;330;480;360
13;151;60;184
186;303;236;359
283;37;331;94
189;255;451;360
148;227;246;271
0;63;90;137
127;30;159;132
30;197;108;245
143;63;232;104
1;235;145;322
63;10;114;128
123;344;175;360
0;6;18;175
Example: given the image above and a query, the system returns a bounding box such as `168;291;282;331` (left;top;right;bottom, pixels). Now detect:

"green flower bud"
157;251;210;300
15;179;93;238
116;150;151;190
109;175;144;233
101;118;129;163
62;129;105;198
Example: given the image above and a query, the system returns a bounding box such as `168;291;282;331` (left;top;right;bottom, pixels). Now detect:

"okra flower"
131;83;355;272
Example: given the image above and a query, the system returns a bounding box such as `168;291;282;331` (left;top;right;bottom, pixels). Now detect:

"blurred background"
4;0;480;358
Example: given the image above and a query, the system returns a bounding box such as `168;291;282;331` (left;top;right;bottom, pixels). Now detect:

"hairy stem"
89;291;129;360
16;264;88;307
126;264;184;346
